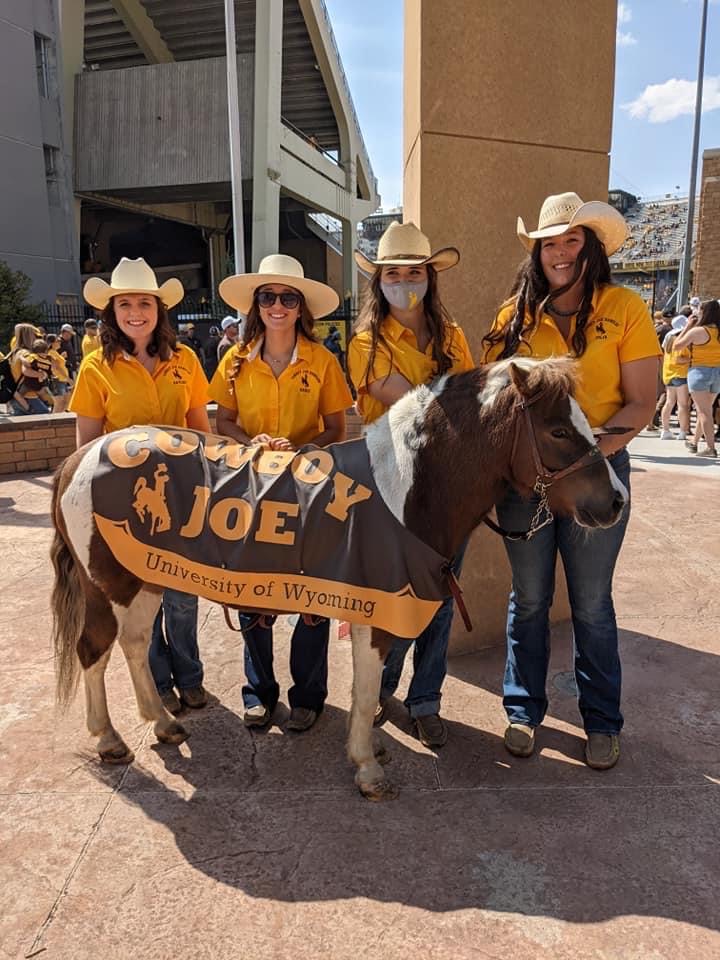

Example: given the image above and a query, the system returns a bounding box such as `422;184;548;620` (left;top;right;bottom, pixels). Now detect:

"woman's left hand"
269;436;294;451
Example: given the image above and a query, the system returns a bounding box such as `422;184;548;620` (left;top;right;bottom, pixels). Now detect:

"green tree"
0;261;45;349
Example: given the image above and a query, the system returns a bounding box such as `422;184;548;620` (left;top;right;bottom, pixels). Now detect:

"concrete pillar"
251;0;283;269
692;149;720;299
58;0;85;283
404;0;618;652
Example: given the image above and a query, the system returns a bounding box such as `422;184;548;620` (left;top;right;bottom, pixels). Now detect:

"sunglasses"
256;291;302;309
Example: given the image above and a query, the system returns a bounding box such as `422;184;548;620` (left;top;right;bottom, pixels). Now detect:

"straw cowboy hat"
354;221;460;275
517;192;629;256
219;254;339;318
83;258;184;310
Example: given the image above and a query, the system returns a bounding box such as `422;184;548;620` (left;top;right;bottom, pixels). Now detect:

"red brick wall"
694;149;720;300
0;409;364;476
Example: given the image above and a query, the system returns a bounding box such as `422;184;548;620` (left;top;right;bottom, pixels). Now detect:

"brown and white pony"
51;358;627;800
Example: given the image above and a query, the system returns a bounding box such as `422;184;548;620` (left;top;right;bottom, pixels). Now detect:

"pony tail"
50;475;84;708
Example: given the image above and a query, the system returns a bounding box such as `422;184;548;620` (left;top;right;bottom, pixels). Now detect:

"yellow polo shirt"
347;315;475;424
483;285;661;427
69;344;209;433
82;332;100;357
208;335;353;447
48;348;70;383
690;328;720;367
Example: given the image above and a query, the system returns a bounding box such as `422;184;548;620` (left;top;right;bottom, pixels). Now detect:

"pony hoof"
99;746;135;765
374;745;391;765
357;778;399;802
155;721;189;745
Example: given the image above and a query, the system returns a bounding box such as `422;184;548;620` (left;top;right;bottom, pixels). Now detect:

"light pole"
224;0;246;286
678;0;709;305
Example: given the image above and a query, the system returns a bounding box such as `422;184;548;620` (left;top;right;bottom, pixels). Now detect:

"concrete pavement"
1;433;718;960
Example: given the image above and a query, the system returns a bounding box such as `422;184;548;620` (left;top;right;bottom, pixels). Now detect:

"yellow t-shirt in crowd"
483;285;661;427
48;348;70;383
347;315;475;424
208;335;353;448
10;349;43;398
690;327;720;367
69;343;209;433
662;344;690;384
82;332;100;357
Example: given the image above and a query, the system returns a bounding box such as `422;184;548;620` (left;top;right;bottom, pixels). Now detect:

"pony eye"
551;428;571;440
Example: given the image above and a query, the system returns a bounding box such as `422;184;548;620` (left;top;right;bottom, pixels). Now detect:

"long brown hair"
229;289;317;380
353;264;457;389
698;299;720;334
11;323;40;356
482;226;613;361
99;296;177;363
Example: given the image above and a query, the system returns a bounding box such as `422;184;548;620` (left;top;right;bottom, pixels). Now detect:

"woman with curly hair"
482;192;660;770
347;221;474;749
208;254;352;733
70;257;210;714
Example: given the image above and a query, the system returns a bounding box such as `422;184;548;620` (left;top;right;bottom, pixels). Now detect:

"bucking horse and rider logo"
132;464;171;535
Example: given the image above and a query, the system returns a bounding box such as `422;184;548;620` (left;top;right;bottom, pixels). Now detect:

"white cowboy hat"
83;257;184;310
354;220;460;275
219;255;339;319
517;192;629;256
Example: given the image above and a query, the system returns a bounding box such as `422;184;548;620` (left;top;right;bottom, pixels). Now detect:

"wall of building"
74;55;254;194
404;0;618;652
693;149;720;300
0;0;78;303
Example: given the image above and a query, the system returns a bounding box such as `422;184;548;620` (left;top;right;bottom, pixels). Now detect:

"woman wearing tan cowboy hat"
70;257;211;715
482;192;660;770
208;254;353;733
348;221;474;749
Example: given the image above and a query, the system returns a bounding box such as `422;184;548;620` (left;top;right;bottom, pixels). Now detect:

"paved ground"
1;431;718;960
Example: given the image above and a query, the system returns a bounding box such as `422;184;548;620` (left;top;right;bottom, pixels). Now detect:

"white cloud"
623;76;720;122
616;3;637;45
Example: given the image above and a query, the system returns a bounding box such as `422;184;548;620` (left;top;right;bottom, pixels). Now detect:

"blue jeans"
379;548;465;719
240;615;329;713
496;449;631;735
149;589;203;694
10;397;50;415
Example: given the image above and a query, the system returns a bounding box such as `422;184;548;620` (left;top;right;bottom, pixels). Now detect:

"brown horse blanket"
91;426;449;637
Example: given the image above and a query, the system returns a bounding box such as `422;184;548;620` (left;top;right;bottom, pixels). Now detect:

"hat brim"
353;246;460;277
517;201;629;257
83;277;184;311
219;273;340;319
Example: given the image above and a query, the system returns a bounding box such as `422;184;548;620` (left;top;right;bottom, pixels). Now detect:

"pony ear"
508;361;531;396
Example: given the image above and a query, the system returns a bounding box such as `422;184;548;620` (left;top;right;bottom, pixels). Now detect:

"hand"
269;437;294;451
251;433;273;446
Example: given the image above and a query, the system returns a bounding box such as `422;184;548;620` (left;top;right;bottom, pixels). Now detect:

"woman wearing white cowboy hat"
208;254;353;733
482;191;661;770
347;220;474;749
70;257;211;715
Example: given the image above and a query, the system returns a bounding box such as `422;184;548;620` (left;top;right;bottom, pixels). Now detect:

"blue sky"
324;0;720;208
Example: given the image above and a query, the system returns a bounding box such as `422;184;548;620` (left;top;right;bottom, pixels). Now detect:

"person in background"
204;325;221;381
46;333;72;413
177;322;206;366
7;323;51;415
69;257;211;714
209;254;351;733
217;315;240;362
81;318;100;357
659;330;690;440
347;220;474;749
57;324;80;385
482;191;660;771
672;298;720;458
323;324;345;368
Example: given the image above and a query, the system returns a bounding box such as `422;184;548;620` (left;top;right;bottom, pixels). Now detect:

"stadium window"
35;33;51;98
44;145;60;204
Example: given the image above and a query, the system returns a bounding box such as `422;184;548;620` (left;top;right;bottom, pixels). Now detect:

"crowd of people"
4;187;720;771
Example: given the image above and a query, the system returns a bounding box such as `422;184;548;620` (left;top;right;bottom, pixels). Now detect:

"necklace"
547;301;580;318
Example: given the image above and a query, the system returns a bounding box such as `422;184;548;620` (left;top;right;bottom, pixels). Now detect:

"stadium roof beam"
110;0;174;63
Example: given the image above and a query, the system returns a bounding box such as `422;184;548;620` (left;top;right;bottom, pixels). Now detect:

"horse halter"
485;389;604;543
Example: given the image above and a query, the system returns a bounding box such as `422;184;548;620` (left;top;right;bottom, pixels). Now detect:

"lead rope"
444;566;473;632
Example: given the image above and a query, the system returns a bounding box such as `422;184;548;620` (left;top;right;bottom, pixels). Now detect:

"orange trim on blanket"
94;514;442;638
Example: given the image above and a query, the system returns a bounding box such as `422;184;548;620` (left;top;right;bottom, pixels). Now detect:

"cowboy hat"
219;255;339;319
354;221;460;275
517;192;629;256
83;257;184;310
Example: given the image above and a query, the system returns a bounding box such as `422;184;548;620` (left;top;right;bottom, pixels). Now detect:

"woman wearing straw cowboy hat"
70;257;211;715
347;221;474;749
208;254;353;733
482;192;660;770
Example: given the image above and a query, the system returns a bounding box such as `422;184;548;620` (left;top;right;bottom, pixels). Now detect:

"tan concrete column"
404;0;618;652
692;149;720;299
